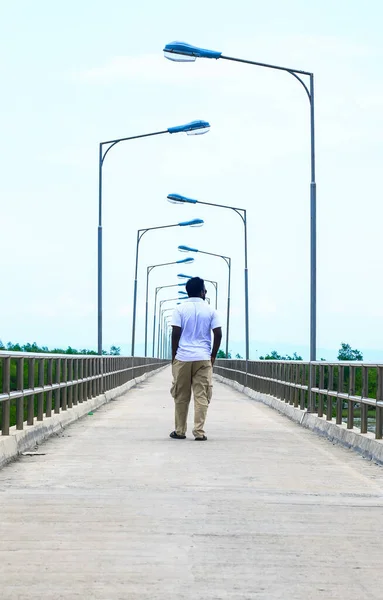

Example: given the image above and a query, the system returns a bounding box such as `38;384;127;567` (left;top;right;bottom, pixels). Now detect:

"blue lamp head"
177;274;193;279
178;245;198;253
178;290;188;295
179;218;204;227
168;193;198;205
164;41;222;62
178;283;187;287
176;257;194;264
167;120;210;135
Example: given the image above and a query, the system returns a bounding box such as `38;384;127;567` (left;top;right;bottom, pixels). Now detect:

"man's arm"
172;326;182;363
211;327;222;365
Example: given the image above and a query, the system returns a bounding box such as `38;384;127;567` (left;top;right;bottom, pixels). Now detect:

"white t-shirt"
171;297;222;361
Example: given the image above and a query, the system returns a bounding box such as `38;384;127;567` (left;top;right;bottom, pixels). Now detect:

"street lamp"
157;299;182;357
163;41;317;363
152;283;186;357
158;308;174;358
177;273;218;309
163;316;173;359
160;297;181;306
131;219;204;356
144;258;194;357
179;245;231;356
98;119;210;355
168;193;249;362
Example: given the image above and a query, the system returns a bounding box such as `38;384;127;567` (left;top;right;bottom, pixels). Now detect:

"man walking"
169;277;222;441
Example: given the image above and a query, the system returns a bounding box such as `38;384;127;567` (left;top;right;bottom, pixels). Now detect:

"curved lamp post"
152;283;186;357
179;245;231;356
98;119;210;355
131;219;203;356
164;41;317;363
157;298;182;358
177;273;218;310
164;316;173;359
158;308;174;358
168;193;248;362
144;258;194;356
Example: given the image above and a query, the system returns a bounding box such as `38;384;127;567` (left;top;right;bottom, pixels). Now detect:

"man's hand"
211;327;222;367
172;326;181;364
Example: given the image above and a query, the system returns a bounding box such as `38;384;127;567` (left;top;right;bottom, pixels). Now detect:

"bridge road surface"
1;367;383;600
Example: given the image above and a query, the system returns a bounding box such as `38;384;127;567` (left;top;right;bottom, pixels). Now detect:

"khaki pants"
171;359;213;438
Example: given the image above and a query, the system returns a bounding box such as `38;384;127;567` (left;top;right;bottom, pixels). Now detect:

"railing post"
318;364;324;417
16;357;24;430
299;364;306;410
46;358;53;417
294;363;299;408
68;359;73;408
54;358;61;414
287;363;291;402
326;365;333;421
61;358;68;411
27;358;35;425
73;359;79;405
347;366;355;429
376;366;383;439
360;366;368;434
78;359;84;403
37;359;45;421
308;362;315;413
1;356;11;436
83;359;88;401
277;363;282;400
93;358;97;397
89;358;94;398
336;365;344;425
95;358;100;397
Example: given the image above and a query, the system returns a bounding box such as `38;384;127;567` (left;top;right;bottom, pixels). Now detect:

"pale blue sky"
1;0;383;359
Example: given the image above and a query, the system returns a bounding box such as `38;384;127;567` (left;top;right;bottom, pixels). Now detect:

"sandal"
195;435;207;441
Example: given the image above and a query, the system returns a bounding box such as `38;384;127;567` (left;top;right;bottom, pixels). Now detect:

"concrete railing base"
214;373;383;466
0;366;166;471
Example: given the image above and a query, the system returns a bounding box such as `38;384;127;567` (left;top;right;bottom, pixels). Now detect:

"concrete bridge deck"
1;367;383;599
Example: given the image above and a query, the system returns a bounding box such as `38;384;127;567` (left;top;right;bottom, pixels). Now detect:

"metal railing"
0;351;168;436
214;359;383;439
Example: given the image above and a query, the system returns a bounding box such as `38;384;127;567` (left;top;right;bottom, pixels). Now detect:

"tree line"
0;340;121;356
1;340;364;362
217;343;363;362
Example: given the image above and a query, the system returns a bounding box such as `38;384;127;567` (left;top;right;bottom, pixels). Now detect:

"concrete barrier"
214;373;383;465
0;365;166;470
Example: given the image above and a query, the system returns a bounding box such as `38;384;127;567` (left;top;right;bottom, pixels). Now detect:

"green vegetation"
259;342;363;363
216;350;243;359
0;340;121;355
337;342;363;361
259;350;303;360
